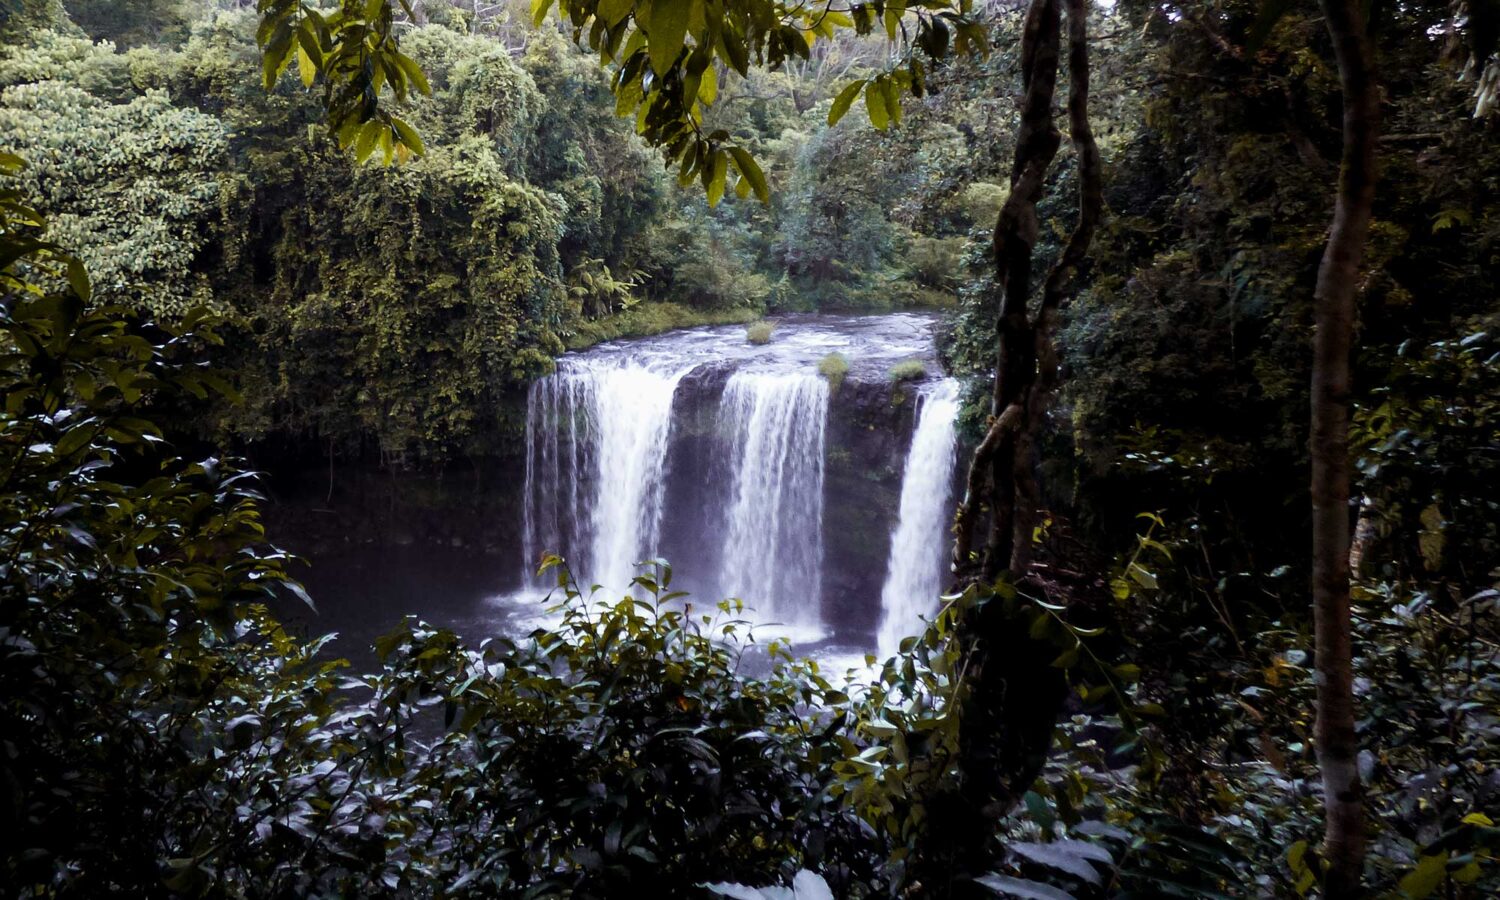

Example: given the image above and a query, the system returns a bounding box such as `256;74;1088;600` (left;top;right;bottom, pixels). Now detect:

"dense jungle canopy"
0;0;1498;896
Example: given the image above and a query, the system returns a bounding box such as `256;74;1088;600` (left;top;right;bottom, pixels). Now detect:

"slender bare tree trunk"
1311;0;1378;894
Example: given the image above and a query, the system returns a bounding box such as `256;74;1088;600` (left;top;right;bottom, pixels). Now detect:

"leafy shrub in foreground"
386;558;889;897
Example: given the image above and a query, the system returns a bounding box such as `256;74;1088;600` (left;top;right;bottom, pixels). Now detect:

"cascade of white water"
585;364;686;588
717;371;829;629
520;358;686;593
876;379;961;658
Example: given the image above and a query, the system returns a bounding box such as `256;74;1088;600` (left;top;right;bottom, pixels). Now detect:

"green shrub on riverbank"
888;360;926;382
564;302;759;351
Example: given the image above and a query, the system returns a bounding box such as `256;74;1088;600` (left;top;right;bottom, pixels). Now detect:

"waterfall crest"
876;379;961;658
717;371;829;629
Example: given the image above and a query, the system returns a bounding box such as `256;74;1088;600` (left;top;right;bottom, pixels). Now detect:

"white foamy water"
514;313;952;650
876;379;961;658
717;371;829;630
521;358;690;593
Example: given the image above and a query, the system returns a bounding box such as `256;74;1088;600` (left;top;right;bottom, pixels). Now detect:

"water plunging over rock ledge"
271;313;965;663
515;313;962;652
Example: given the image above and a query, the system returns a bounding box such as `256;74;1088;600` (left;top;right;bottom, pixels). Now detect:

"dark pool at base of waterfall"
269;312;965;679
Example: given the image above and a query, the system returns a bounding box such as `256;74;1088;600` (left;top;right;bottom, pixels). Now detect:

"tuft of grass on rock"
888;359;926;382
746;320;775;344
818;352;849;391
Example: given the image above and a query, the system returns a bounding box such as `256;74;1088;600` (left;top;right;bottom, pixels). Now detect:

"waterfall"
521;358;686;593
515;313;951;652
876;379;961;658
717;371;829;629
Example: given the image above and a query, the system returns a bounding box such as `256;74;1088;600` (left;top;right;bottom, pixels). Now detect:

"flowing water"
522;360;691;594
716;371;829;629
876;379;962;658
282;313;964;665
511;313;964;653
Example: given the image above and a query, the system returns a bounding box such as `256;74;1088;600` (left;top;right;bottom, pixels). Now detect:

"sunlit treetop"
255;0;992;204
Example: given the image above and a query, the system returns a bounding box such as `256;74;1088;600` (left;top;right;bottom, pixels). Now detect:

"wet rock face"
822;378;919;641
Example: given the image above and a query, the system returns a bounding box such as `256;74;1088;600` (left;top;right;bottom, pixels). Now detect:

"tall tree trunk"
918;0;1102;891
952;0;1060;582
1311;0;1378;894
951;0;1101;583
1013;0;1102;574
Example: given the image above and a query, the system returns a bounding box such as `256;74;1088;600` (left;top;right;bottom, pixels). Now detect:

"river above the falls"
274;312;966;673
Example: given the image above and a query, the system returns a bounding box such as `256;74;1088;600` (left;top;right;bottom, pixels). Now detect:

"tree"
253;0;991;196
948;0;1101;581
1309;0;1378;892
0;31;230;317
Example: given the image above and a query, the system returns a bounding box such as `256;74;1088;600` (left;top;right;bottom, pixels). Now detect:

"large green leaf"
828;79;865;126
648;0;690;77
865;79;889;131
728;147;767;203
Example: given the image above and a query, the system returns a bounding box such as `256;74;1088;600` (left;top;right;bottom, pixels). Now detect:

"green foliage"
0;32;229;317
888;359;925;382
237;134;568;456
775;112;968;308
561;299;757;350
260;0;994;204
256;0;432;165
521;27;665;277
0;0;69;41
651;209;774;310
397;24;540;169
566;256;643;318
1074;503;1500;897
65;0;200;47
745;319;775;344
0;159;313;894
818;351;849;390
5;3;990;463
906;234;961;291
1352;320;1500;582
7;9;807;459
377;559;887;896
